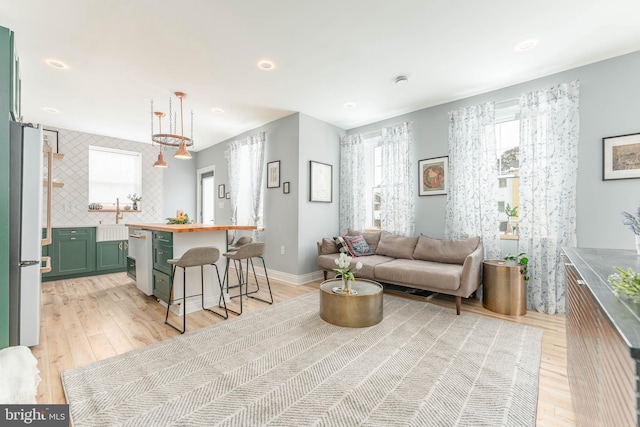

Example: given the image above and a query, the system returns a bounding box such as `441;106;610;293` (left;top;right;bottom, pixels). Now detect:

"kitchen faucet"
116;198;124;224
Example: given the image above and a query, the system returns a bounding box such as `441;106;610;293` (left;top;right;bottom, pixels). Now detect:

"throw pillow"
333;236;350;255
347;229;382;251
341;235;374;257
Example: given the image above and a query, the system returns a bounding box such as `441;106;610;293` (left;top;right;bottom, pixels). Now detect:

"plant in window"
504;203;518;235
504;252;529;281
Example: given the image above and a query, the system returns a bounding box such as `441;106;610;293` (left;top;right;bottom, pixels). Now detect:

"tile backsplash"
44;127;164;227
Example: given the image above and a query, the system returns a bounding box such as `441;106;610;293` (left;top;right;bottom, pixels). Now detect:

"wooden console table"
563;247;640;427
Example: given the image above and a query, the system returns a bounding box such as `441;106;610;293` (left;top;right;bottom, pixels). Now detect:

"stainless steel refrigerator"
9;121;44;347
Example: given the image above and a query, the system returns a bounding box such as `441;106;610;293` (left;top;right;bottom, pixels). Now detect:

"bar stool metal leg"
165;265;187;334
247;256;273;305
202;264;229;320
222;257;244;315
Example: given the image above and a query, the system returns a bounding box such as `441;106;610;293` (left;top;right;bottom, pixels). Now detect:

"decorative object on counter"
621;204;640;254
88;203;103;210
608;267;640;303
333;252;362;294
124;205;132;210
127;193;142;210
267;160;280;188
166;213;191;224
504;203;518;235
150;91;194;162
603;133;640;180
504;252;530;281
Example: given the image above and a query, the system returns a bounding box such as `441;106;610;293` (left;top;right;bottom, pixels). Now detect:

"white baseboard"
229;265;324;286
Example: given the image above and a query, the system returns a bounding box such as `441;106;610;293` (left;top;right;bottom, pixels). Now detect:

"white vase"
636;235;640;256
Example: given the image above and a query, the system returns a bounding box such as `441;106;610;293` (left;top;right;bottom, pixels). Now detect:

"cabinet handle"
119;242;123;250
70;237;76;240
124;242;128;250
576;279;586;286
71;230;76;234
564;263;574;267
158;251;164;255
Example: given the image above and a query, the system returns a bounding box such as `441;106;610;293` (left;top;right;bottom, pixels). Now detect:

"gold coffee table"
319;278;383;327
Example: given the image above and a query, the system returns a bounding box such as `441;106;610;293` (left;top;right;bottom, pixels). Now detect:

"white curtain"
339;134;366;234
380;123;415;236
445;103;500;259
518;81;580;314
227;132;266;240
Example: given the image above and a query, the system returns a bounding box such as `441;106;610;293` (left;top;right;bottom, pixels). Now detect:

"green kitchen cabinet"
96;240;128;272
152;269;172;304
151;230;173;303
53;228;96;276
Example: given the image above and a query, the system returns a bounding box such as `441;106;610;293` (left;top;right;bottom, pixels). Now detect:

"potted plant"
504;252;530;282
127;193;142;210
333;252;362;294
608;267;640;303
621;205;640;255
505;203;518;235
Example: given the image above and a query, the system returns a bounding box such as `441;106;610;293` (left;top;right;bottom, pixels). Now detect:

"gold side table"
482;259;527;316
319;278;383;328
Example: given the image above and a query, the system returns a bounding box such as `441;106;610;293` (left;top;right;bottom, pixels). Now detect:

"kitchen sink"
96;224;129;242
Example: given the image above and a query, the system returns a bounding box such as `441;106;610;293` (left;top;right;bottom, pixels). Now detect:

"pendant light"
150;92;193;162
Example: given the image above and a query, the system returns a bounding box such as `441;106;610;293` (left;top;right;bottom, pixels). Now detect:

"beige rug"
62;292;541;426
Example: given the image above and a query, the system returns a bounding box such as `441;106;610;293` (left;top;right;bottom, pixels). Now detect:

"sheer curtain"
227;132;266;240
518;81;580;314
339;134;366;234
445;103;500;259
380;123;415;236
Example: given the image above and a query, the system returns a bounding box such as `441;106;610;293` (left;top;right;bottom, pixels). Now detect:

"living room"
2;1;640;426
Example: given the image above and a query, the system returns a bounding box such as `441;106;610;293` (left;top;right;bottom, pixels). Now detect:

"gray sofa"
317;230;484;315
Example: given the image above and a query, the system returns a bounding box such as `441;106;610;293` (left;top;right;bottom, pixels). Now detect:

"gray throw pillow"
375;231;419;259
413;235;480;264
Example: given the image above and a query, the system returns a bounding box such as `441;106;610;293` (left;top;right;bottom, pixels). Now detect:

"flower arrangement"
166;213;191;224
333;252;362;293
608;267;640;303
621;205;640;235
127;193;142;202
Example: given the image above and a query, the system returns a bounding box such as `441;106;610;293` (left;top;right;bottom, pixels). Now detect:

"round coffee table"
319;278;383;327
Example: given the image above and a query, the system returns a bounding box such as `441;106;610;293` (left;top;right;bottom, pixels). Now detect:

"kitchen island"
126;223;256;316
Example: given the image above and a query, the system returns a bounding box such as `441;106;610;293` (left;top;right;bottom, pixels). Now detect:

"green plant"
608;267;640;303
127;193;142;202
504;252;530;281
505;203;518;217
166;213;190;224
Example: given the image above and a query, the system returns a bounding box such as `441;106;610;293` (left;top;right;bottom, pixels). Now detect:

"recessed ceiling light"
515;39;538;52
257;60;275;70
395;76;409;85
43;107;59;113
343;102;356;109
211;108;224;114
45;59;69;70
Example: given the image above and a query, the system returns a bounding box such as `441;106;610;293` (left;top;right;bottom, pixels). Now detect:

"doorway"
197;167;215;224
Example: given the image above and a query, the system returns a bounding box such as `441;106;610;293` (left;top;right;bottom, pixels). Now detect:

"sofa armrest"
459;242;484;297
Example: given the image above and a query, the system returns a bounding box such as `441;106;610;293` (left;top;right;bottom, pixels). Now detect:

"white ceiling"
2;0;640;151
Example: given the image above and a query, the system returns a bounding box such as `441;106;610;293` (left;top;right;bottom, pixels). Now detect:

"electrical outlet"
280;245;285;255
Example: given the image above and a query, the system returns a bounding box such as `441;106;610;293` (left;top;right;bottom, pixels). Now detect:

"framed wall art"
267;160;280;188
218;184;225;198
418;156;448;196
309;161;332;202
603;133;640;180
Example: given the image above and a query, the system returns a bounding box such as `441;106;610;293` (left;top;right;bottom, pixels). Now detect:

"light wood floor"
32;273;575;426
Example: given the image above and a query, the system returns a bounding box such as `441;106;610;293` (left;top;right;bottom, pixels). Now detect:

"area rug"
61;292;542;426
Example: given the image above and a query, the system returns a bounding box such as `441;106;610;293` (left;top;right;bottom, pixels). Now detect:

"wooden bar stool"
223;242;273;315
164;246;228;334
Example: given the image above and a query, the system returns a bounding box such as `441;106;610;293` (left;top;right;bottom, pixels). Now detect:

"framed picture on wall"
603;133;640;180
309;161;332;202
418;156;448;196
225;192;230;199
218;184;225;198
267;161;280;188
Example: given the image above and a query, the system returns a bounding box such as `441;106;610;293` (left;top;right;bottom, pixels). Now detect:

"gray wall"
297;114;343;274
348;50;640;251
162;151;198;220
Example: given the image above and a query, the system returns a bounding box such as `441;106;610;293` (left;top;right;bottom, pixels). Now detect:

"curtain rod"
495;97;519;107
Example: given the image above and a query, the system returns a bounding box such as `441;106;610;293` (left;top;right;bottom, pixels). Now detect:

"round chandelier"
150;91;193;164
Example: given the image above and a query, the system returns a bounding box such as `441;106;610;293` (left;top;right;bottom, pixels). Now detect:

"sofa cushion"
413;235;480;265
319;238;339;255
375;231;419;260
374;259;463;291
318;253;394;278
340;235;374;257
333;236;350;254
348;229;382;252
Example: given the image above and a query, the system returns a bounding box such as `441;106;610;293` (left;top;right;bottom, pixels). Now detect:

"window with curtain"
88;146;141;206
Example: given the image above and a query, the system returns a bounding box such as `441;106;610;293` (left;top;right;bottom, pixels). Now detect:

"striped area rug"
61;292;541;426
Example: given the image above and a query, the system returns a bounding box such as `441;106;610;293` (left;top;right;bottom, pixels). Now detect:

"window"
495;119;520;235
364;136;382;230
88;146;141;206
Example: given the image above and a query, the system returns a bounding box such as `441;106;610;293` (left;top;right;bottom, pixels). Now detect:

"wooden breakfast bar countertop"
125;223;257;233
